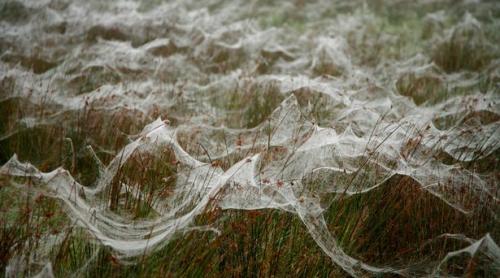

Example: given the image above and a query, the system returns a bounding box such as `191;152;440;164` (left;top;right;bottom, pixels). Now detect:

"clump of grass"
67;66;121;95
1;54;57;74
200;44;247;74
0;1;30;23
108;148;177;218
243;84;284;128
0;184;69;276
432;22;494;73
210;82;284;128
312;58;344;77
258;10;306;33
294;88;337;126
396;72;445;105
325;175;497;266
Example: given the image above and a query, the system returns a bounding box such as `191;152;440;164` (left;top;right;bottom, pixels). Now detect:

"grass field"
1;0;499;277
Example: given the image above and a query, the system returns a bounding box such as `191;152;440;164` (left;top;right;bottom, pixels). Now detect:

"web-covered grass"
0;0;499;277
